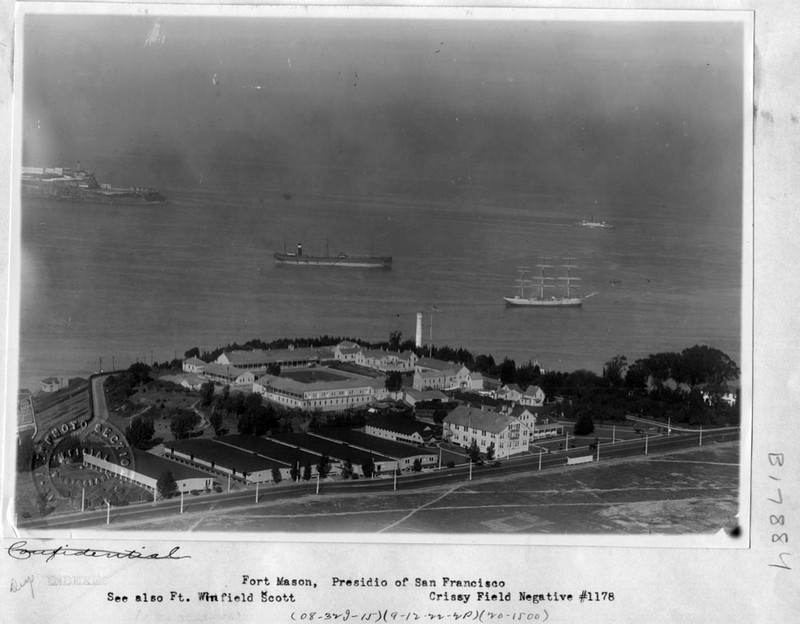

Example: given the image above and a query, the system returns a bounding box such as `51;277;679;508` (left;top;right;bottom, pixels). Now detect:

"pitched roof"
444;404;516;434
404;388;449;402
260;375;377;393
202;362;249;378
417;368;453;379
367;413;434;436
416;357;459;371
222;346;336;366
129;448;214;481
184;357;207;366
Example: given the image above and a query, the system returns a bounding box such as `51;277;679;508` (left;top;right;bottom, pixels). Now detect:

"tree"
486;442;496;461
467;439;481;463
209;409;223;434
170;409;199;440
157;471;178;499
412;458;423;472
266;363;281;376
625;359;649;389
515;361;540;390
125;416;155;449
499;358;517;385
389;330;403;351
302;463;312;481
603;355;628;389
574;410;595;436
184;347;200;359
677;345;740;387
341;460;354;480
316;455;331;479
200;381;215;406
361;457;375;479
271;467;282;484
127;362;152;386
385;371;404;393
473;354;497;375
290;463;300;482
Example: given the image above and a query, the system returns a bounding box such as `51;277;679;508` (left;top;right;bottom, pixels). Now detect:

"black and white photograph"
8;5;751;538
10;2;800;622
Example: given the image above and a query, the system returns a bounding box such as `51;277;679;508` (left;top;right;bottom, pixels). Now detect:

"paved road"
90;373;112;422
18;427;739;531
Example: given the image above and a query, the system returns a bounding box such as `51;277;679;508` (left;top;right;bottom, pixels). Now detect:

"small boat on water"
274;242;392;269
503;258;596;307
577;214;614;229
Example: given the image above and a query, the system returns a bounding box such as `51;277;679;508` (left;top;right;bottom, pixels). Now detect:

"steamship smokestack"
415;312;423;348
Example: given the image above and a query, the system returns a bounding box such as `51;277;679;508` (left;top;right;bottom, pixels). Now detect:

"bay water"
17;161;743;392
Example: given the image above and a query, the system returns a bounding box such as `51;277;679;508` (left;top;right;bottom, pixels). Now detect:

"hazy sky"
22;14;745;222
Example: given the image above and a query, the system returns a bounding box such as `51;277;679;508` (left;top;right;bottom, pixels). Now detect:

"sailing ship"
503;258;594;307
274;241;392;269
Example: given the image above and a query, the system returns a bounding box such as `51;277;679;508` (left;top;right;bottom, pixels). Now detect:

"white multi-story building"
333;341;362;363
443;404;530;459
254;373;387;412
504;404;562;439
520;385;546;406
200;363;256;386
182;357;207;374
413;365;472;391
356;348;418;372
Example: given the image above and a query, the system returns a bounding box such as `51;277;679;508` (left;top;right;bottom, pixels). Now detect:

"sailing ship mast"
559;257;580;299
536;258;555;300
515;266;530;299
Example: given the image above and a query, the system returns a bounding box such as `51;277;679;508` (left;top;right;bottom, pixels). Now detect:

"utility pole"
316;473;320;494
81;487;85;512
645;434;649;455
180;491;184;514
105;500;111;525
255;482;259;503
469;459;473;481
699;426;703;447
538;448;542;471
393;470;397;491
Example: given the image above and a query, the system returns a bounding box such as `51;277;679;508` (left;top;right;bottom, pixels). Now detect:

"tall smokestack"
415;312;423;348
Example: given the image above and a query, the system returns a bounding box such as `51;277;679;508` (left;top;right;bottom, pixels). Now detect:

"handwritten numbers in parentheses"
767;453;791;571
9;575;35;598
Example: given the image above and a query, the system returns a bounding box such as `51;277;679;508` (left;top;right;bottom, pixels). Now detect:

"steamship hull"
273;252;392;269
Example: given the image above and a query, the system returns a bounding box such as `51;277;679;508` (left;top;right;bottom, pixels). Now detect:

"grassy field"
101;442;740;535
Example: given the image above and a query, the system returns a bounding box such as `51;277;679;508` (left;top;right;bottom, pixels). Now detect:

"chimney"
415;312;423;348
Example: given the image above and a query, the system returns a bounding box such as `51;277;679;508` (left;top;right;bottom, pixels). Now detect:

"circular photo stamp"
31;418;137;513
